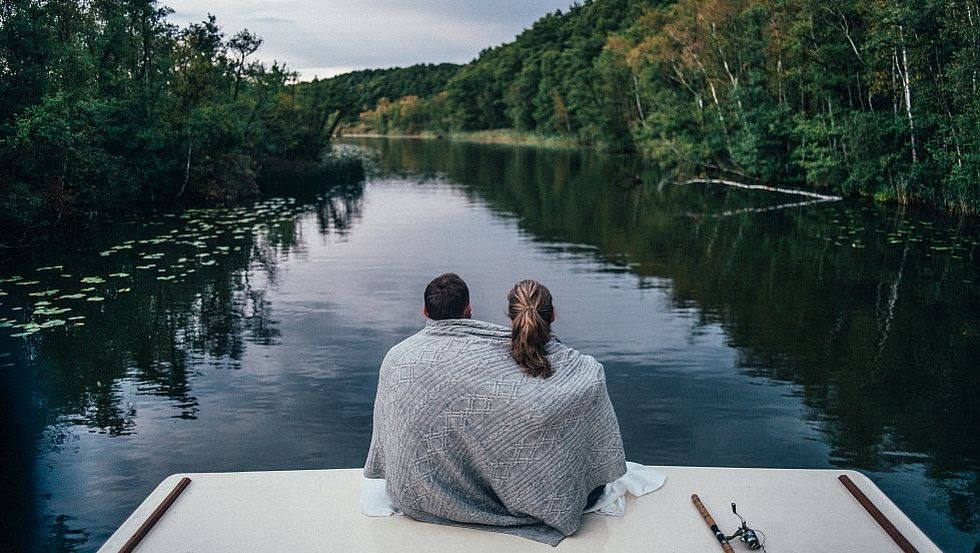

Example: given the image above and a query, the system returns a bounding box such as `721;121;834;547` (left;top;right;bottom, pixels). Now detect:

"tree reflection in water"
0;179;363;552
348;137;979;538
2;136;977;551
33;187;361;433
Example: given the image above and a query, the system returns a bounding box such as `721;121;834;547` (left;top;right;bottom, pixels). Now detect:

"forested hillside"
616;0;980;213
304;63;460;136
345;0;643;147
342;0;980;213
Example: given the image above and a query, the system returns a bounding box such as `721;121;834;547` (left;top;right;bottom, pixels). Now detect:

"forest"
0;1;374;240
340;0;980;215
2;0;979;242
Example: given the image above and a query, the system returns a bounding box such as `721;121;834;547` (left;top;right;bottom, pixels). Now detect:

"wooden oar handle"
839;475;919;553
119;476;191;553
692;494;736;553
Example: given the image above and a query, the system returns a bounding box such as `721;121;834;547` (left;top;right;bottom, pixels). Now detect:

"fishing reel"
725;503;765;551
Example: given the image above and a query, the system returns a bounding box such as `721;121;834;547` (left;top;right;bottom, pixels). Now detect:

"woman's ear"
422;305;429;319
463;302;472;319
550;309;556;323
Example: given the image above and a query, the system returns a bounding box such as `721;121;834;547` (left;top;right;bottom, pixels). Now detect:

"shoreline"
338;129;588;150
337;133;980;218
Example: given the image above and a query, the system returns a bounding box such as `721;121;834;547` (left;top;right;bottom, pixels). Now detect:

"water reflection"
0;183;364;552
351;137;979;547
24;191;361;428
1;137;977;552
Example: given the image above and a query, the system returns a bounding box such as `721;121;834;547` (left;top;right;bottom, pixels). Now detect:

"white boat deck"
99;466;940;552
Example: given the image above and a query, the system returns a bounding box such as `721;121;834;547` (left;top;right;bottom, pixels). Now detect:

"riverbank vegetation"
331;0;980;214
341;129;586;150
0;2;362;242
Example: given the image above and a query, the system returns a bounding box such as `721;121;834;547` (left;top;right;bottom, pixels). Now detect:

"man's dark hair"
424;273;469;320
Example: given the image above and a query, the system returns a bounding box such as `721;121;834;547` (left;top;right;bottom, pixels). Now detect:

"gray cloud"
164;0;577;78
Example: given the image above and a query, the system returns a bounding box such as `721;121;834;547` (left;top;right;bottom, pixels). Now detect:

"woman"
507;279;611;511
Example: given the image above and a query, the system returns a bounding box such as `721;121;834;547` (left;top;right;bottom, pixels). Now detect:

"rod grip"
692;494;736;553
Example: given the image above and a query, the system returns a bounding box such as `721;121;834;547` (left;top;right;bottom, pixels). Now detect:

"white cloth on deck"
360;476;402;516
585;461;667;516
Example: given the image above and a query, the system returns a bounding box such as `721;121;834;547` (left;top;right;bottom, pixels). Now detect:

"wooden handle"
692;494;736;553
839;475;919;553
119;476;191;553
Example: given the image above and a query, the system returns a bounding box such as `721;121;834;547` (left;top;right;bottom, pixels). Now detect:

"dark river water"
0;137;978;552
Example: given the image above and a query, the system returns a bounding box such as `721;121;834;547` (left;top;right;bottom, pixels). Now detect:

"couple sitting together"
363;273;662;545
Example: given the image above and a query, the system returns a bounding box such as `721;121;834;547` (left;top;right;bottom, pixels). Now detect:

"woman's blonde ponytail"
507;280;554;378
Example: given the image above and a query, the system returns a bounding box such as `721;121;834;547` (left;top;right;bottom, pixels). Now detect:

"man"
364;273;626;545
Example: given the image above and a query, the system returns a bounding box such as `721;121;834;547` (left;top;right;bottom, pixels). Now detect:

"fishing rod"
692;494;736;553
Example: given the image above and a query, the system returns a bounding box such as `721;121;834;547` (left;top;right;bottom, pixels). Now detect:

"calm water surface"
0;138;977;552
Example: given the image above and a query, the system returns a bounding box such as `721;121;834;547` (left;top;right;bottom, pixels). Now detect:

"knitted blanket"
364;318;627;545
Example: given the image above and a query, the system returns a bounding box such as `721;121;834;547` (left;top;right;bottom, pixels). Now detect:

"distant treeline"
0;1;363;239
332;0;980;214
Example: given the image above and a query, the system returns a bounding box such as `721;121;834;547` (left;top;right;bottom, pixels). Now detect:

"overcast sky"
164;0;578;80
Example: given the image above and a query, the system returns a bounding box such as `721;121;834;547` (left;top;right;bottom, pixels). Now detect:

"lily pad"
36;265;64;272
117;288;131;293
35;307;71;316
109;273;129;278
28;289;60;297
81;277;105;284
15;280;40;286
40;319;66;328
60;293;87;300
86;296;105;302
135;264;156;270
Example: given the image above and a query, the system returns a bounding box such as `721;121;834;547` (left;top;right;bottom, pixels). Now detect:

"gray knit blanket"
364;318;627;546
